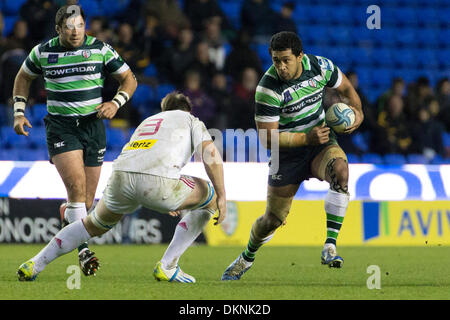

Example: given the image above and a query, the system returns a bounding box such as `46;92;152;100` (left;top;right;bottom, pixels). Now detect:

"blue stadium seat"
0;148;20;161
3;15;19;37
155;84;176;102
349;47;372;66
391;49;416;67
143;64;158;78
106;128;128;149
2;0;27;15
104;147;122;162
371;68;393;88
18;147;48;161
346;153;361;164
78;0;102;17
361;153;384;165
406;154;429;164
0;126;30;148
392;7;417;26
132;84;154;106
372;48;393;67
417;8;439;27
28;126;47;149
443;132;450;148
30;104;48;126
328;6;352;25
431;155;450;165
329;26;352;45
384;153;406;165
394;28;416;47
352;132;369;153
416;28;439;48
418;49;438;69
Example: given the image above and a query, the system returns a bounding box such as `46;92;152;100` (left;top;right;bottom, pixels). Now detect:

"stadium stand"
0;0;448;164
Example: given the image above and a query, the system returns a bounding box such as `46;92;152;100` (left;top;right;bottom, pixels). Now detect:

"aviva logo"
362;201;450;245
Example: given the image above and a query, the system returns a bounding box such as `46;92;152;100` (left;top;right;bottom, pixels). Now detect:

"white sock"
65;202;87;224
161;207;214;269
31;220;91;273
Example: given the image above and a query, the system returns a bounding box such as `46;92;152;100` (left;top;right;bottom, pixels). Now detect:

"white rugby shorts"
102;170;196;214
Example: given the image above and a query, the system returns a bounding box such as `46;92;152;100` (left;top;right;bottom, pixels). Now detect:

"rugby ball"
325;103;355;133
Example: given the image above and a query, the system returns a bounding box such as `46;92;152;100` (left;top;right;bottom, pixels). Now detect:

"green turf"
1;244;449;300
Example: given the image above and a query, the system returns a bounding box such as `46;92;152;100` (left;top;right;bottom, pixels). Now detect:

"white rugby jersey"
113;110;212;179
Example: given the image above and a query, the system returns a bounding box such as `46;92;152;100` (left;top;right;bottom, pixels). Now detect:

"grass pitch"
1;244;449;300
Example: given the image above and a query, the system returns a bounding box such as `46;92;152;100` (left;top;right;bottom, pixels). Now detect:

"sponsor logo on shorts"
271;174;283;181
124;139;157;150
54;141;65;148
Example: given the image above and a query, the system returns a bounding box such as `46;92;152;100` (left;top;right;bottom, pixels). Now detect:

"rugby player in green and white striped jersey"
13;5;137;277
222;31;364;281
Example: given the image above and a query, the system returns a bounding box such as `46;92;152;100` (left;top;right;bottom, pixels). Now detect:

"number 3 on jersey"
138;118;163;136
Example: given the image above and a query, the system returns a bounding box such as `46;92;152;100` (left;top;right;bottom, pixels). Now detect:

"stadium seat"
431;155;450;165
383;153;406;165
106;128;128;149
2;0;27;15
104;147;122;162
406;154;429;164
18;147;48;161
78;0;102;17
132;84;154;106
3;15;19;37
143;64;158;78
30;104;48;126
0;126;30;149
328;26;352;45
361;153;384;165
0;148;20;161
346;153;361;164
155;84;176;102
394;28;416;47
28;126;47;149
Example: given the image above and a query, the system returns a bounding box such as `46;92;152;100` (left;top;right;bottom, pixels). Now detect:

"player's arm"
256;120;331;149
334;72;364;134
200;140;227;225
96;69;138;119
12;67;38;136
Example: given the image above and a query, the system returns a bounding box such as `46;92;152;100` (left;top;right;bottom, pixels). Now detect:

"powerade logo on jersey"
283;90;293;104
47;54;58;64
308;79;317;88
44;65;96;76
281;92;323;113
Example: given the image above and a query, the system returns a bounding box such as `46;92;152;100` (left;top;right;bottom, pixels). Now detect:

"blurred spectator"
230;67;259;129
405;76;435;121
20;0;57;44
346;71;376;133
184;0;233;38
436;78;450;131
4;20;32;52
160;26;196;86
145;0;190;40
371;94;418;155
138;11;166;70
274;1;297;33
86;16;112;43
241;0;276;44
376;77;405;114
411;102;445;160
203;16;228;71
182;69;217;128
209;72;235;129
114;23;146;73
224;30;263;83
184;40;218;90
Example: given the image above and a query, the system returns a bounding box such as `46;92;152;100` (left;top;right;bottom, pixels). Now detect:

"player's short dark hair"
161;91;193;112
269;31;303;57
55;5;85;27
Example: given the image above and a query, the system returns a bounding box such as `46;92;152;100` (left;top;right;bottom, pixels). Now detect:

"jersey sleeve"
254;73;282;123
191;116;213;156
102;42;130;75
22;44;42;77
316;56;343;89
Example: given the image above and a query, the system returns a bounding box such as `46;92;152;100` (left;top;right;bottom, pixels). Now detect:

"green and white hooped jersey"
22;35;129;117
255;54;342;133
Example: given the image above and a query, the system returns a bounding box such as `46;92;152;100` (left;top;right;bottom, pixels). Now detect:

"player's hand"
213;196;227;225
306;123;330;145
342;106;363;134
96;101;119;119
168;210;181;217
13;115;32;136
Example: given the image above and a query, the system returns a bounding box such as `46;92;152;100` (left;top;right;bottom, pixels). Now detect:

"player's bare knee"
326;158;349;193
261;211;283;231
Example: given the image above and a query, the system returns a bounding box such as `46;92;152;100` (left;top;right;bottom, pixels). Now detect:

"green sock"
325;213;344;246
77;242;89;254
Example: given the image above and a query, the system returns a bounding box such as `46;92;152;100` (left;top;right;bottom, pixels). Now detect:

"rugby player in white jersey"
17;92;227;283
